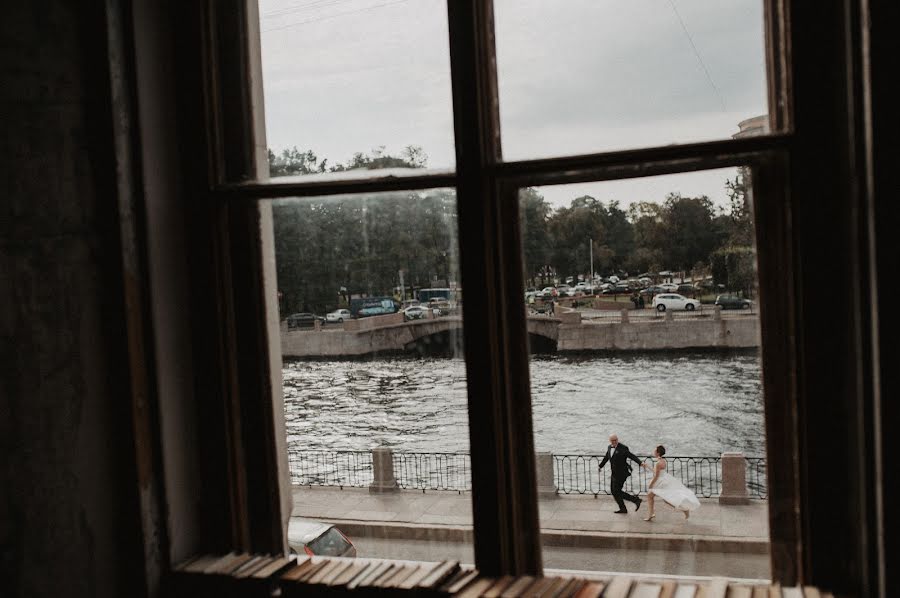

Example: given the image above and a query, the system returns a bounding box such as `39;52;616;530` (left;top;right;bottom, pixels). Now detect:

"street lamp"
589;237;594;283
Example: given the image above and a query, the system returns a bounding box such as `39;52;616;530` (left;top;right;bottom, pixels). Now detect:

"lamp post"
589;237;594;283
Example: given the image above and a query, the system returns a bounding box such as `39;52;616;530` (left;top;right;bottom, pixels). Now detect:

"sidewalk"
292;486;770;554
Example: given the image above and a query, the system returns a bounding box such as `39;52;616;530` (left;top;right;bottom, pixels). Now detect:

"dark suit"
598;442;643;511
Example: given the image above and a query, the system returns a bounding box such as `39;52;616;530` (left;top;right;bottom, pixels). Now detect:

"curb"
321;519;769;555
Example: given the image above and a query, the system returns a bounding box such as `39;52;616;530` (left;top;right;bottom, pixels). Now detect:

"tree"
725;167;755;246
519;188;551;287
660;193;725;272
268;147;328;176
329;145;428;171
710;246;756;296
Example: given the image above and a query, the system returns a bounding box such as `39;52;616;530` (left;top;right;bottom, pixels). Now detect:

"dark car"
715;295;753;310
677;284;699;295
288;518;357;557
640;285;666;296
286;312;323;328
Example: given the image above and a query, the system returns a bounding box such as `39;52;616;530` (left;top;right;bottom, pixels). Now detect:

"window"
186;0;882;592
519;171;770;578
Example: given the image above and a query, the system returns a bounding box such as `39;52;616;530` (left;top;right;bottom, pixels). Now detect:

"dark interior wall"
0;3;146;597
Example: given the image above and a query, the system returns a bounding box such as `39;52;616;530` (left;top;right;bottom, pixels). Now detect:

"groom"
598;433;643;513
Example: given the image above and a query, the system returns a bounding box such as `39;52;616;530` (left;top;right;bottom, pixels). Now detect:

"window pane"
495;0;770;159
270;189;475;564
519;167;771;579
258;0;456;178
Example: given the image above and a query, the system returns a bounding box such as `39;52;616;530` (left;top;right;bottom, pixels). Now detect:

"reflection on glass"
258;0;456;178
272;189;475;564
519;167;771;579
495;0;770;159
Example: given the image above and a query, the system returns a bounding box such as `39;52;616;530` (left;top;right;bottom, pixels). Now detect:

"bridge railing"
288;448;766;499
287;449;373;488
393;452;472;492
553;454;723;498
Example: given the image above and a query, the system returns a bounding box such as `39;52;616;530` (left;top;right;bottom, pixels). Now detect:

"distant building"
733;115;770;138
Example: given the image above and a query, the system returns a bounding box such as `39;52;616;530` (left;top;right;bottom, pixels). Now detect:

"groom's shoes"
634;497;642;512
614;509;628;514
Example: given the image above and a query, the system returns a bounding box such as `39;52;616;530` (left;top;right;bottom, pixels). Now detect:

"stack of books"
173;553;832;598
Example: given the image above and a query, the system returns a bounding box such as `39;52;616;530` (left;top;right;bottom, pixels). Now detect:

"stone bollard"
535;452;558;499
369;447;399;493
620;309;629;324
719;452;750;504
665;309;674;322
714;305;722;321
314;319;321;331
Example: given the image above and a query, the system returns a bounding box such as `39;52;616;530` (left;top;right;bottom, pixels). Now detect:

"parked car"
286;312;323;328
325;308;351;323
574;283;595;295
429;298;452;316
641;285;666;296
403;305;429;321
556;285;573;297
288;518;357;558
677;283;698;294
540;286;558;298
715;295;753;310
659;283;679;292
652;293;701;312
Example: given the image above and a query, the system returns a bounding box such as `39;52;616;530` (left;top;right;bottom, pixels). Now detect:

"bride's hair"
656;445;666;456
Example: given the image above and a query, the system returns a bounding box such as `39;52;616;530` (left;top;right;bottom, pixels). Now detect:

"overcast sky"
258;0;767;209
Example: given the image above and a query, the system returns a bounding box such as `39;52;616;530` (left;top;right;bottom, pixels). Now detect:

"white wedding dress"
648;470;701;512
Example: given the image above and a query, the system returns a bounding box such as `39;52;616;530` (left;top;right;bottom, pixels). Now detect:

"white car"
288;517;356;557
659;283;680;292
652;293;701;312
540;286;558;298
325;308;351;323
574;282;594;294
403;305;429;321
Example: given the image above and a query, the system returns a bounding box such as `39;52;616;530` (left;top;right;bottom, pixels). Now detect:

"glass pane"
270;189;475;564
495;0;770;159
519;168;770;579
258;0;455;178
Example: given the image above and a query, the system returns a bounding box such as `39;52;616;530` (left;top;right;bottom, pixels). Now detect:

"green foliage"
273;190;458;315
725;167;754;246
269;146;757;313
710;246;756;296
268;145;428;177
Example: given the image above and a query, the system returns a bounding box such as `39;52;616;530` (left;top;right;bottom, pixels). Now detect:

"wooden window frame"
164;0;884;594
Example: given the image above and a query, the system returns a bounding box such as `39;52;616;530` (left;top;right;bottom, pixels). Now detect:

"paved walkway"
292;486;769;551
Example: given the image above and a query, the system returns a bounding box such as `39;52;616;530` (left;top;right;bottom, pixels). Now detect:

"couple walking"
598;433;700;520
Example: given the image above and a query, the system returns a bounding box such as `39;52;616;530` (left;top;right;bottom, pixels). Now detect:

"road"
351;537;771;581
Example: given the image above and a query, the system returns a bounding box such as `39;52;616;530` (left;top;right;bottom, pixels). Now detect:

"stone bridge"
281;314;562;358
281;309;760;358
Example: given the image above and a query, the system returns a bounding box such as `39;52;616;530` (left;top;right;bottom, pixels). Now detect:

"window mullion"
446;0;542;576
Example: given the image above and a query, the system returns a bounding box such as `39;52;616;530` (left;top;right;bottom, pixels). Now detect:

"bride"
640;445;701;521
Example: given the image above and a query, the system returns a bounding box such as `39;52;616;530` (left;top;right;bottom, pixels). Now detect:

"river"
282;351;765;457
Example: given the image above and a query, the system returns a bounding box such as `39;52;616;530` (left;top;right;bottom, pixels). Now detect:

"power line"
262;0;361;19
262;0;410;33
666;0;727;111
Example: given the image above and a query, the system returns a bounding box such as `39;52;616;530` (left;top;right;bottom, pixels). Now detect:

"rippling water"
282;351;765;457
